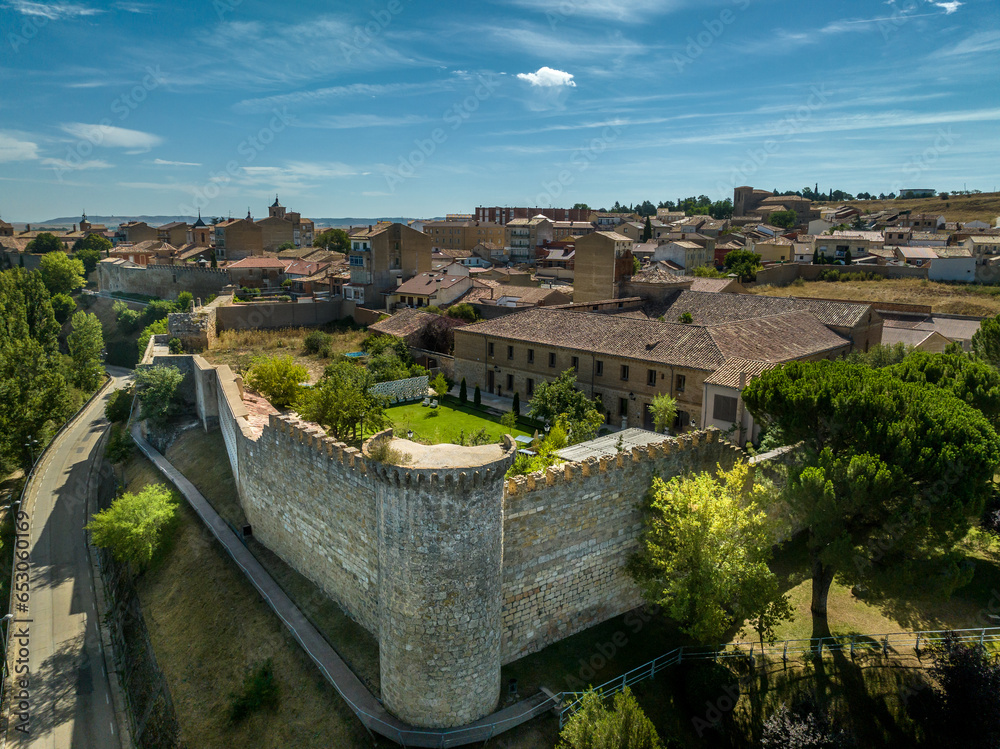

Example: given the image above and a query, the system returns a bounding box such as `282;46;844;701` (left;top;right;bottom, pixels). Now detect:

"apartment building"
506;216;554;262
115;221;158;245
157;221;188;247
474;206;591;225
422;220;506;251
213;213;264;260
652;240;712;273
346;222;433;306
256;196;315;250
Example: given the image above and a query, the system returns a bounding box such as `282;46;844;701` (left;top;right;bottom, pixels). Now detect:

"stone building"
214;212;264;260
346;222;433;307
572;230;634;303
256;195;315;250
422;219;506;251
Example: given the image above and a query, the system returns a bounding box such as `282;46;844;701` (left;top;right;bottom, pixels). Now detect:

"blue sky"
0;0;998;222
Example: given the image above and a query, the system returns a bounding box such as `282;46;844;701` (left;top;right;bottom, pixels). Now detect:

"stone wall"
753;262;929;287
369;375;429;403
167;297;226;352
215;299;344;332
98;261;230;300
500;431;743;662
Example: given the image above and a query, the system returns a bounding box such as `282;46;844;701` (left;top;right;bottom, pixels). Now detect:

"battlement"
364;431;517;489
506;427;743;496
265;414;369;473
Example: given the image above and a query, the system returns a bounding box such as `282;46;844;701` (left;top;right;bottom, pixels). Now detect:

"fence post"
915;633;921;655
677;646;684;664
782;641;788;665
883;636;889;657
850;636;855;660
981;628;986;648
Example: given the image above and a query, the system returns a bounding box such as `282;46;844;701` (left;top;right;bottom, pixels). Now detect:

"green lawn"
384;401;533;445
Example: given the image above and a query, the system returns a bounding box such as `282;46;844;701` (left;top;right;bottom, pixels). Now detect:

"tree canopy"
743;360;1000;630
26;232;64;254
528;369;605;444
86;483;178;567
769;210;798;229
723;249;762;283
135;365;184;427
557;687;664;749
67;311;105;391
972;313;1000;369
313;228;351;253
38;251;85;296
629;463;791;644
244;355;309;408
296;359;388;442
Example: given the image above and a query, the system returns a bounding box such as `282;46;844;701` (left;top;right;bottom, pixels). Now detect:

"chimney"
73;224;77;232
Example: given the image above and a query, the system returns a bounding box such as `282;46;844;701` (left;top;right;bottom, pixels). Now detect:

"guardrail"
557;625;1000;727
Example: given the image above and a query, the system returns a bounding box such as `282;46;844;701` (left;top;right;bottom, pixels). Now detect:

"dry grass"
202;325;365;384
163;427;381;692
750;277;1000;316
125;448;373;749
819;191;1000;224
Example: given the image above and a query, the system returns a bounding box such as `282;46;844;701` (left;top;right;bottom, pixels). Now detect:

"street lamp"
407;429;413;440
24;437;39;467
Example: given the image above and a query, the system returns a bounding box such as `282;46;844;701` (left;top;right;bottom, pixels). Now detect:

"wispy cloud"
152;158;200;166
501;0;691;23
60;123;163;151
5;1;102;19
939;29;1000;56
42;157;112;170
517;67;576;87
238;161;366;192
112;0;154;12
303;114;431;130
0;132;39;162
233;81;452;114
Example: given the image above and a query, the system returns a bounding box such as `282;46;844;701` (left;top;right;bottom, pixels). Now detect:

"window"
619;398;628;417
676;374;686;392
674;410;690;430
527;349;535;364
506;374;514;391
527;378;535;396
620;365;630;381
571;356;579;371
488;342;494;357
647;369;657;387
713;395;738;423
548;352;556;368
507;345;514;360
596;360;604;376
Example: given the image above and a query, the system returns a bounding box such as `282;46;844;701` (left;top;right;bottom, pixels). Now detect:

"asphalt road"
6;369;131;749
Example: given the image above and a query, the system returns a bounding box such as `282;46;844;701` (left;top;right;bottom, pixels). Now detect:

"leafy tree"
844;342;910;368
572;203;590;210
889;350;1000;429
75;247;102;276
459;377;468;403
743;361;1000;633
528;369;604;444
50;292;76;323
105;425;134;466
0;268;72;472
86;483;178;567
135;365;184;427
692;265;727;278
105;387;134;423
557;687;663;749
629;463;791;643
297;360;387;442
38;251;85;296
67;311;105;391
431;372;450;397
26;232;64;254
632;255;641;275
168;338;183;354
769;210;798;229
303;330;332;355
972;313;1000;369
113;300;143;334
176;291;193;312
761;697;853;749
446;303;479;322
72;232;112;255
649;392;677;433
915;634;1000;748
723;249;762;283
244;355;309;408
313;228;350;252
276;241;295;251
474;384;481;407
137;318;168;356
368;348;413;383
363;333;411;361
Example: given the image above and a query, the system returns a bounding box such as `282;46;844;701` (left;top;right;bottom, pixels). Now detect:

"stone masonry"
182;358;747;728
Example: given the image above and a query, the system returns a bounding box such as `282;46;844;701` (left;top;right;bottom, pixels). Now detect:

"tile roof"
283;259;330;276
369;308;464;339
706;311;850;362
652;290;873;328
880;327;941;348
394;272;467;295
704;358;776;388
226;257;290;269
631;265;692;285
486;285;571;305
688;278;742;293
933;247;972;259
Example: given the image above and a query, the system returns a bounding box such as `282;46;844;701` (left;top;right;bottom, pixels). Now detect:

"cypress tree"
459;377;468;404
473;384;481;407
512;391;520;417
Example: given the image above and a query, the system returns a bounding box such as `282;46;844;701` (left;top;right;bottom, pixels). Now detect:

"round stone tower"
364;434;517;728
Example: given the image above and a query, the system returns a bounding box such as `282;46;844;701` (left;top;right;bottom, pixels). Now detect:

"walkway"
130;427;555;747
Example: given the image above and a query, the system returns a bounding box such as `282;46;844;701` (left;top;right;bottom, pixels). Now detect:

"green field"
384;401;534;445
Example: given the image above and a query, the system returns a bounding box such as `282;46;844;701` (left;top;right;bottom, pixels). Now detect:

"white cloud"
5;1;103;19
152;158;200;166
113;1;154;12
930;1;962;13
238;161;365;191
0;133;40;162
517;67;577;88
60;123;163;151
503;0;689;22
939;30;1000;56
305;114;431;130
41;157;112;170
234;81;455;114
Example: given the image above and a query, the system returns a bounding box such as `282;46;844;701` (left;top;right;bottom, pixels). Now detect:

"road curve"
6;369;131;749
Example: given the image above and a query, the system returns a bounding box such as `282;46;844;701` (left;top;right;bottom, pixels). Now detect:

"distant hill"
25;215;438;230
817;192;1000;225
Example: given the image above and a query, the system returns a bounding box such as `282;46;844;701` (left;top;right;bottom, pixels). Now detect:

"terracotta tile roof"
369;308;464;339
484;285;571;305
394;272;467;295
880;328;940;348
704;358;776;388
933;247;972;259
631;265;691;285
689;278;742;293
654;290;873;328
707;311;850;362
596;230;632;242
283;259;330;276
226;257;290;269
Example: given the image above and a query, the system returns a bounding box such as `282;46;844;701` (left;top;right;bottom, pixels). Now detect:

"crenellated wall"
500;431;743;662
178;357;748;727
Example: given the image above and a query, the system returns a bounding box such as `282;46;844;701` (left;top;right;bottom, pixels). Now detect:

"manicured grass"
385;401;533;445
751;277;1000;317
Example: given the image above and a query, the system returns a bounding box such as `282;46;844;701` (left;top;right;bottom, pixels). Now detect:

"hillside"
817;192;1000;224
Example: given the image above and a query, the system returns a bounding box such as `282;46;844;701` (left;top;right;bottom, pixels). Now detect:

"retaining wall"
215;299;344;331
98;262;230;300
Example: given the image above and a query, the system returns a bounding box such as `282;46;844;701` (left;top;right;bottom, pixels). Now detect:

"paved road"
6;369;131;749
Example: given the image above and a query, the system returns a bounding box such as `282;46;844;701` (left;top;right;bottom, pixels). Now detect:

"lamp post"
24;437;39;468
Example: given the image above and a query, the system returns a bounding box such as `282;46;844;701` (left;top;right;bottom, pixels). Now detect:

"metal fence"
558;625;1000;727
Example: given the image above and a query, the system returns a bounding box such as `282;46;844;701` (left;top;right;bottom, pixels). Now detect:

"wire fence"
557;625;1000;727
